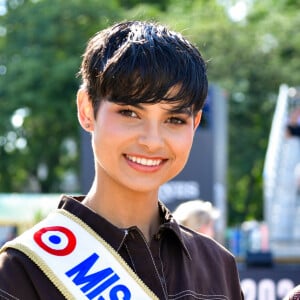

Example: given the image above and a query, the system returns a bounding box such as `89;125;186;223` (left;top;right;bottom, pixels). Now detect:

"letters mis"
66;253;131;300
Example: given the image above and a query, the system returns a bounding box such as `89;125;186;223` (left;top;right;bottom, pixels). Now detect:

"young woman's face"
89;99;201;193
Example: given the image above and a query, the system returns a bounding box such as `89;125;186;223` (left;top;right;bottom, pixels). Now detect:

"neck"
83;181;161;242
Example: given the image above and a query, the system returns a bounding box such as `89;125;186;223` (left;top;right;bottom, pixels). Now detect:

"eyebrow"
117;103;145;109
117;103;193;116
167;106;193;116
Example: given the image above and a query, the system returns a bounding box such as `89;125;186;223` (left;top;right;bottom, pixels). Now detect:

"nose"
138;121;164;152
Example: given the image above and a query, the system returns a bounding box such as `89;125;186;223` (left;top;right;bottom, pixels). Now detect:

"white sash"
1;209;159;300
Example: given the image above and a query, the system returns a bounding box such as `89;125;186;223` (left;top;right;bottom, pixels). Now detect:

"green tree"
225;0;300;223
0;0;122;192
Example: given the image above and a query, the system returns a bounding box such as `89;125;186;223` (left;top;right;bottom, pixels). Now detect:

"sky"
0;0;5;16
228;0;248;22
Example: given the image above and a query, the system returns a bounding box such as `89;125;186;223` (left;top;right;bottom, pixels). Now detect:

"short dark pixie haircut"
79;20;208;117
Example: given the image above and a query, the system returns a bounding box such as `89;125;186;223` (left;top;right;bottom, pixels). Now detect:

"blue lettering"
109;285;131;300
65;253;114;293
87;273;119;299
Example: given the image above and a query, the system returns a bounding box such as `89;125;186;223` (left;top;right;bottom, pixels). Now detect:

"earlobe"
77;88;94;132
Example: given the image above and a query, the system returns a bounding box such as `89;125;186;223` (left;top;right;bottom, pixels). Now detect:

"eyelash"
119;109;138;118
167;117;186;125
118;109;187;125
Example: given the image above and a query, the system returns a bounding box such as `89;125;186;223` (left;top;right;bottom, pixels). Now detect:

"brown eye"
167;117;186;125
119;109;138;118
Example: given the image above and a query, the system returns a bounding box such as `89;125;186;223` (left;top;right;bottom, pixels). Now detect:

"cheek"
176;129;194;151
172;131;195;163
94;118;125;143
91;121;121;158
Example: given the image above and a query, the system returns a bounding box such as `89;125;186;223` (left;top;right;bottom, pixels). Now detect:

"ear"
193;110;202;132
77;88;95;132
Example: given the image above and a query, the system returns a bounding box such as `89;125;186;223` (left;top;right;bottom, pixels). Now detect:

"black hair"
79;20;208;117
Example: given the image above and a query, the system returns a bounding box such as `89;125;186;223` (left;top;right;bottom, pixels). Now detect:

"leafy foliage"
0;0;122;192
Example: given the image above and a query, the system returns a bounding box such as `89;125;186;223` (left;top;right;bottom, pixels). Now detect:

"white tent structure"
263;85;300;257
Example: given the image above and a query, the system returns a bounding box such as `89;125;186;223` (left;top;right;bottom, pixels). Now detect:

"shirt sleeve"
0;249;39;300
0;248;66;300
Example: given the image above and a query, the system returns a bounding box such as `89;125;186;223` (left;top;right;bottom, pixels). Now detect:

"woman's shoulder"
0;247;63;299
179;225;236;262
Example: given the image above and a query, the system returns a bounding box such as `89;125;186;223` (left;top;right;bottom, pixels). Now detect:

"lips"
125;154;163;166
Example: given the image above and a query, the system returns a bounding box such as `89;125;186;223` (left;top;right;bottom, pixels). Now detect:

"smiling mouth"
125;154;163;166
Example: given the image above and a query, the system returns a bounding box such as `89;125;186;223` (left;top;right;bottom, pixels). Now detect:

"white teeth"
126;155;162;166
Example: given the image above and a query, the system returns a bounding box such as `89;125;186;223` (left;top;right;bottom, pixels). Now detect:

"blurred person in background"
284;284;300;300
286;107;300;138
173;199;220;239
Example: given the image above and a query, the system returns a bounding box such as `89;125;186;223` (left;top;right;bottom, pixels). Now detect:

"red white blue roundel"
34;226;76;256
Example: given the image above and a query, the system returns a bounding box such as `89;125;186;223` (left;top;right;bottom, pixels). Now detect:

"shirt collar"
158;201;192;260
58;195;191;259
